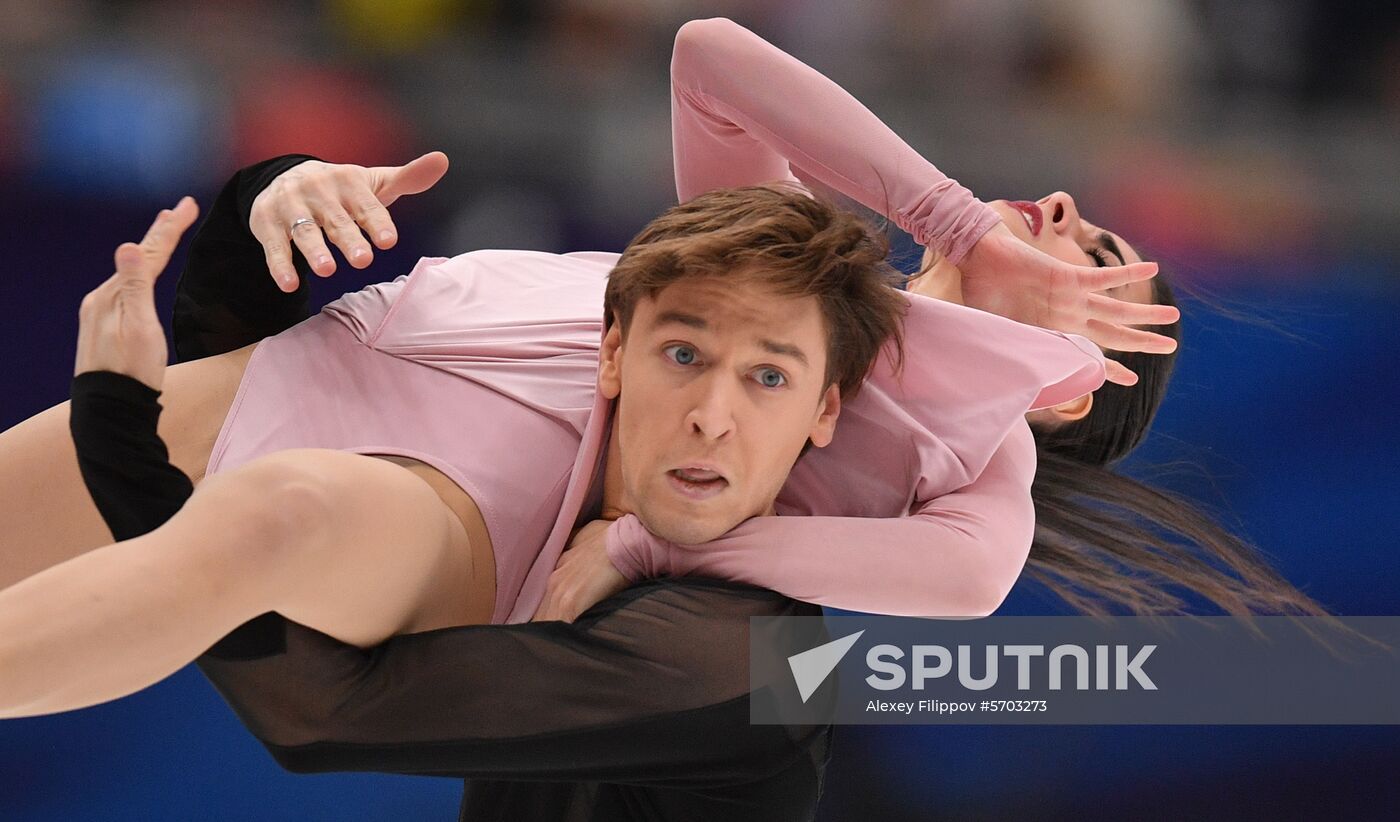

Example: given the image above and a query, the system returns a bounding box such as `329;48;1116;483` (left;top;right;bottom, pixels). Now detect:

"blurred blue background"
1;0;1397;819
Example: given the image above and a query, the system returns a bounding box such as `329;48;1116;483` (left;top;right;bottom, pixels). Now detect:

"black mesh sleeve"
172;154;322;363
195;578;829;792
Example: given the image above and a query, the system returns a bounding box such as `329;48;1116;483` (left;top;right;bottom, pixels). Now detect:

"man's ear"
807;383;842;448
598;322;623;400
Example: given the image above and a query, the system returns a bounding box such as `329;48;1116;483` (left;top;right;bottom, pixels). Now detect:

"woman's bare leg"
0;447;481;718
0;343;254;590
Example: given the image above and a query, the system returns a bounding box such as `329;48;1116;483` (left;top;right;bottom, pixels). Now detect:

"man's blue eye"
665;344;697;365
756;369;786;388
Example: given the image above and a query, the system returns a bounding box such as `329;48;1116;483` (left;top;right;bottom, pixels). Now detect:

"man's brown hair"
603;182;907;401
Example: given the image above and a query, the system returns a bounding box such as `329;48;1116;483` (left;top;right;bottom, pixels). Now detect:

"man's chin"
634;507;736;547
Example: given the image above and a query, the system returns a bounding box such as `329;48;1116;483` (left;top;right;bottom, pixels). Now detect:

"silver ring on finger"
289;216;318;233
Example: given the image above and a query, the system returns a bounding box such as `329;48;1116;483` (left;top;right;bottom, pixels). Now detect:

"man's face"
598;275;841;545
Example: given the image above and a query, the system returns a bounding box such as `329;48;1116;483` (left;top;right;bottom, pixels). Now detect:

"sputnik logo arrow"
787;630;864;703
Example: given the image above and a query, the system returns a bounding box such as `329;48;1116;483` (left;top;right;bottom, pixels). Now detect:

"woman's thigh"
0;343;255;590
362;454;496;628
209;448;485;646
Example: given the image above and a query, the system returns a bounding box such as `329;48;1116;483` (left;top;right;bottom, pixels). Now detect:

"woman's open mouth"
1007;201;1043;237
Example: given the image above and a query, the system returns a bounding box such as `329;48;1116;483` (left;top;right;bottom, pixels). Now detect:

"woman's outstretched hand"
74;197;201;391
957;223;1182;386
250;151;450;292
531;520;628;623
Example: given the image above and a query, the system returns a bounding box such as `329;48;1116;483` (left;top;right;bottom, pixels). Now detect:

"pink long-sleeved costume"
206;18;1106;624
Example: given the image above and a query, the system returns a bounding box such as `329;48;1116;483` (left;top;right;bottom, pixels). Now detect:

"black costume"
67;157;835;821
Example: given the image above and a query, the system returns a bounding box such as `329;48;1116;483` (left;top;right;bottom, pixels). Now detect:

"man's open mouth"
667;469;729;499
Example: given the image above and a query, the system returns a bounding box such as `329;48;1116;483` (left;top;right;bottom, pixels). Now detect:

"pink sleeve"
670;16;1002;264
606;421;1039;618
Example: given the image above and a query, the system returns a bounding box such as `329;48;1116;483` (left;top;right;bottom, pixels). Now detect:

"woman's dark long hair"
1025;273;1337;620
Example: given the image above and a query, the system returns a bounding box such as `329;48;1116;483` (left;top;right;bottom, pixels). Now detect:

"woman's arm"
669;17;1176;383
670;17;1002;264
607;420;1040;618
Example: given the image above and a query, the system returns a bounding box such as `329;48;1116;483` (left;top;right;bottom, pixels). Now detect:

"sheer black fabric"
66;156;836;820
200;578;833;820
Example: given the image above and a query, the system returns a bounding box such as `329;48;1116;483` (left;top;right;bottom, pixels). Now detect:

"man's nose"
1038;191;1082;236
684;372;739;441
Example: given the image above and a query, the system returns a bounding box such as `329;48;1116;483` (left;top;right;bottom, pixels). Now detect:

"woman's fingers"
288;213;337;275
291;176;349;274
112;242;144;281
133;197;200;285
1083;317;1179;355
283;176;390;273
111;240;162;334
356;151;451;248
351;197;397;250
248;153;448;290
319;204;374;269
1083;293;1179;355
1103;359;1140;387
1086;292;1181;327
329;154;450;260
371;151;449;207
1081;259;1159;292
249;218;302;292
531;578;558;622
75;198;194;388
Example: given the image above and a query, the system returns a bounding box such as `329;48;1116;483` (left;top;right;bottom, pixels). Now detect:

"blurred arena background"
1;0;1397;819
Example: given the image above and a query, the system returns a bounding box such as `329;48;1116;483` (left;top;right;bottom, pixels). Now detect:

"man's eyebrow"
1099;232;1126;266
654;310;708;330
759;339;809;369
653;310;810;369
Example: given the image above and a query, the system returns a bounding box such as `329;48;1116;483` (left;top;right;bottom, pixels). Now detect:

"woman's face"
924;191;1152;305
